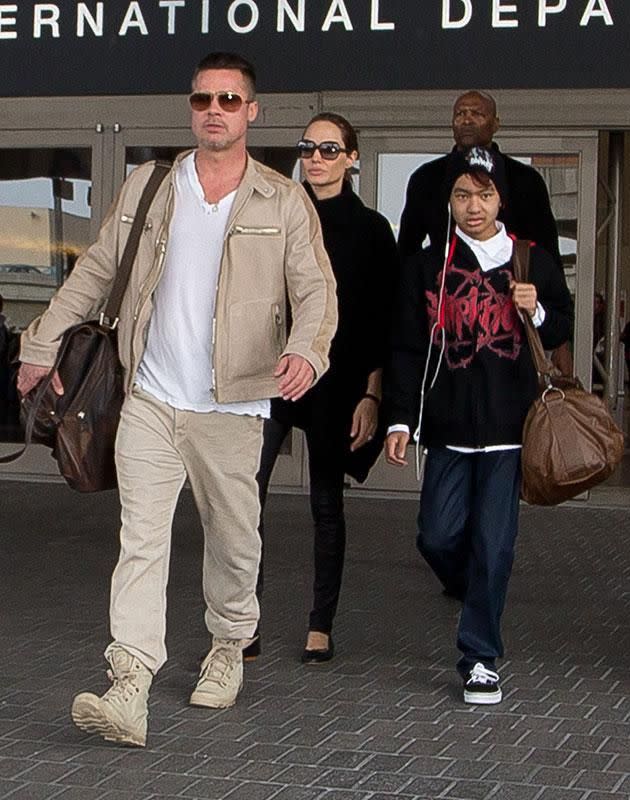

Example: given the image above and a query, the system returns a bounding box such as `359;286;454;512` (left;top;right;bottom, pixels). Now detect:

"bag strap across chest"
511;239;557;381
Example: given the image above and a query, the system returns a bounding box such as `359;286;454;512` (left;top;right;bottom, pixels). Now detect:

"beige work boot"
71;647;153;747
189;638;248;708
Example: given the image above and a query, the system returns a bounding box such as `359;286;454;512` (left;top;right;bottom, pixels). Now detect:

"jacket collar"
241;154;276;197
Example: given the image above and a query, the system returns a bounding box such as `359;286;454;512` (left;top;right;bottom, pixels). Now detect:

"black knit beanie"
444;146;508;206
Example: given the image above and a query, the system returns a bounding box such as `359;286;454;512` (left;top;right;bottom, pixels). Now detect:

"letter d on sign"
442;0;472;28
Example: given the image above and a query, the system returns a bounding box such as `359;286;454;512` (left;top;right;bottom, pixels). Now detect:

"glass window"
0;148;92;442
526;154;579;293
0;148;92;328
378;153;441;242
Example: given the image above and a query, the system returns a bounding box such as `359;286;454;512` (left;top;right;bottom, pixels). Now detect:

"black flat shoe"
301;636;334;664
243;634;261;662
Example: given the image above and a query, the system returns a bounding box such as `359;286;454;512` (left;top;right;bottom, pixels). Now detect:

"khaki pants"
108;387;263;673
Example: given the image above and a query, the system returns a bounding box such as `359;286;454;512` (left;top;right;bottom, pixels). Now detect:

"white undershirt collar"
455;221;514;272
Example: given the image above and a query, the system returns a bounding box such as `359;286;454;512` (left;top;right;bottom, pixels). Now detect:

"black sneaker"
463;662;502;705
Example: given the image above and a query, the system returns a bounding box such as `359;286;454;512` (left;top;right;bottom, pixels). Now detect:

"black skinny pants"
256;416;347;634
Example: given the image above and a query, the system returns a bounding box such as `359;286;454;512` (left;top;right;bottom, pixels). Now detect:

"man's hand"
510;280;538;317
349;397;378;452
17;363;64;398
385;431;410;466
274;354;315;401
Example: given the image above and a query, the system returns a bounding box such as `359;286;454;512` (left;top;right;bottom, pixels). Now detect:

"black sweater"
387;237;573;448
397;143;562;269
272;181;399;479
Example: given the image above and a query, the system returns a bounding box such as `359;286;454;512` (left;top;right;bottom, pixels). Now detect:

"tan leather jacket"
21;152;337;403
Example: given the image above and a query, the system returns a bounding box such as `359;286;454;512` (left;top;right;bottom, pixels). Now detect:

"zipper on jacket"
229;225;281;236
272;303;283;354
211;318;217;390
132;237;167;321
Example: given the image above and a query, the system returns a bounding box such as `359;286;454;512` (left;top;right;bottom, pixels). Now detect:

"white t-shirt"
136;152;270;418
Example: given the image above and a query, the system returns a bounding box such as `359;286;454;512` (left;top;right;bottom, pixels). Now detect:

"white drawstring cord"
414;205;452;482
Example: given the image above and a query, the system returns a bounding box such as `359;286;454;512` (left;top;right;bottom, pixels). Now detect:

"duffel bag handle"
0;338;69;464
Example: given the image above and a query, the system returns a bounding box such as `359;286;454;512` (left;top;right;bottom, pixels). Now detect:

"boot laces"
105;668;142;702
200;643;236;688
467;663;499;686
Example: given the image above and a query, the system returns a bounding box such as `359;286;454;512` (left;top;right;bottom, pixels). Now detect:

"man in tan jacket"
18;52;337;748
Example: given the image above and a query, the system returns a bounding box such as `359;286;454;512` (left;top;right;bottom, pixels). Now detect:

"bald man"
398;91;561;268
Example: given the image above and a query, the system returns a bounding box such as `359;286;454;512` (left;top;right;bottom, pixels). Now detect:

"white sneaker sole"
71;694;146;747
463;688;503;705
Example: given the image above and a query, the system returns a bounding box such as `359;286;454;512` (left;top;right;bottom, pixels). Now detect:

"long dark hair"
304;112;358;183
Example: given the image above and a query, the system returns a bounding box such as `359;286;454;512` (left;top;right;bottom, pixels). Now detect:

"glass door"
0;130;104;474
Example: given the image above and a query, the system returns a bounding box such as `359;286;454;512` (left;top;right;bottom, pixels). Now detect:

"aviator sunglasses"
297;139;348;160
188;91;251;113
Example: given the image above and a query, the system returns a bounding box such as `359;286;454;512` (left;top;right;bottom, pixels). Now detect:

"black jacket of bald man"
397;142;562;269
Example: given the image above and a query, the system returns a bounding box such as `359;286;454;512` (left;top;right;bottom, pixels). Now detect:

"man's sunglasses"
297;140;348;160
188;91;251;113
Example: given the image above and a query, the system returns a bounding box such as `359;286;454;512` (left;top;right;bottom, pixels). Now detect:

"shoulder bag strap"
100;160;171;327
512;239;555;380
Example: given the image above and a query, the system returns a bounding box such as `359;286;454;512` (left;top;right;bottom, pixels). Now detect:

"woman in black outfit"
247;113;398;663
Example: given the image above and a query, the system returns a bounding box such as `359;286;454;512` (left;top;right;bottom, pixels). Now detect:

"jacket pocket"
227;300;286;380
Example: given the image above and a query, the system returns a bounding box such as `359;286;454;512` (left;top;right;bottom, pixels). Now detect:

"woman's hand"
349;396;378;451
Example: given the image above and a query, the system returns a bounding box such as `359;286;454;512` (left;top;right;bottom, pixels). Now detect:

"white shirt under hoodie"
390;221;545;452
136;152;270;418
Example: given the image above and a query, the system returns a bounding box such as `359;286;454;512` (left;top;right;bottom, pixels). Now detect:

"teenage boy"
386;146;572;704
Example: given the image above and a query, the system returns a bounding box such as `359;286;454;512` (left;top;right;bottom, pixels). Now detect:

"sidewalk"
1;482;629;800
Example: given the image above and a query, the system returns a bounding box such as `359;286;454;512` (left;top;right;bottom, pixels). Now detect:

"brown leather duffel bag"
513;240;624;505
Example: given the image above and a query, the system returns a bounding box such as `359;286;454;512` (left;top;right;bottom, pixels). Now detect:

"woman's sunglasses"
297;140;348;161
188;91;250;113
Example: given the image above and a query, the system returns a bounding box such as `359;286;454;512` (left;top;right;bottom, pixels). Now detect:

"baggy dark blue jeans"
417;446;522;676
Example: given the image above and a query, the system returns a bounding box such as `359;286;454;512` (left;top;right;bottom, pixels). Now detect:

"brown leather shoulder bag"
513;240;624;505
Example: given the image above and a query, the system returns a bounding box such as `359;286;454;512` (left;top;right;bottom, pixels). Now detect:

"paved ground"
1;482;629;800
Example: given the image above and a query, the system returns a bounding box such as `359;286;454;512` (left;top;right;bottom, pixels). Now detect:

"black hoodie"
387;235;573;448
